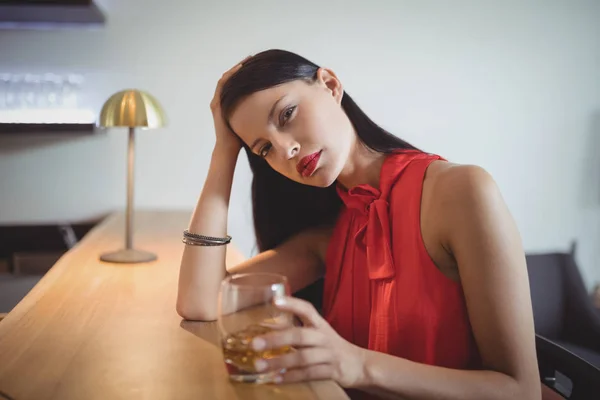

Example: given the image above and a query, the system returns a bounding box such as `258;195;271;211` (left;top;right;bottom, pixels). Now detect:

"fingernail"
274;375;283;384
274;296;287;306
252;337;266;351
254;359;268;372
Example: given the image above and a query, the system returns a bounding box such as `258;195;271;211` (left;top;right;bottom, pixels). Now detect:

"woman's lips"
296;151;322;177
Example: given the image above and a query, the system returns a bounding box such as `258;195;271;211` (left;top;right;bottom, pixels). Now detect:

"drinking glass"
217;272;294;383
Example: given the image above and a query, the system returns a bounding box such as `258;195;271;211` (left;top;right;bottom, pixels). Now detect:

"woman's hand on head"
210;56;251;153
251;296;367;388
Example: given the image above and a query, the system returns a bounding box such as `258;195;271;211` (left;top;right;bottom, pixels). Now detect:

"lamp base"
99;249;157;264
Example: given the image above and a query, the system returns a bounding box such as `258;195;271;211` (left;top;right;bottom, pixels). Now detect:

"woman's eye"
280;106;296;126
259;143;272;158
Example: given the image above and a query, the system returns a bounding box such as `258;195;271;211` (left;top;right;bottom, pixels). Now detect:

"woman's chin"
309;169;338;188
292;163;338;188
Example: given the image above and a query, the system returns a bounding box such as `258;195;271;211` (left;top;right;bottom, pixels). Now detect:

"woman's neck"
336;142;387;191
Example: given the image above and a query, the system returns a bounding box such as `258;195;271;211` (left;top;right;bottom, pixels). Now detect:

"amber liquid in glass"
221;324;292;380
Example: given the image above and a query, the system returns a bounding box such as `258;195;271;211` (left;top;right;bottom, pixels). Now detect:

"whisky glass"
217;272;293;383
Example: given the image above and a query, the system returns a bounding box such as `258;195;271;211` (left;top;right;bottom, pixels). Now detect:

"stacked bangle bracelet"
182;230;232;246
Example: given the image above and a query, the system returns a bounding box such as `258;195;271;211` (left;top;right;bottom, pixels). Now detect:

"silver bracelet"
183;230;231;246
182;237;229;246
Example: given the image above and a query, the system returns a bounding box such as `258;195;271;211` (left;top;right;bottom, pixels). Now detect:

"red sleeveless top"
323;150;481;370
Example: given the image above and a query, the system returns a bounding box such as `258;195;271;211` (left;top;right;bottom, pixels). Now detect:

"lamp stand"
100;127;157;264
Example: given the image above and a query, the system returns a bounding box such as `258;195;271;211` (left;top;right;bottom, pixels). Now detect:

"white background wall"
0;0;599;289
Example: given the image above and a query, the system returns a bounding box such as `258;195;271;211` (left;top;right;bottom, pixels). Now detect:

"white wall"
1;0;599;289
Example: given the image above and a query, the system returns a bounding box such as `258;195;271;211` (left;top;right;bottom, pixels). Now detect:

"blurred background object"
527;243;600;368
97;89;167;263
0;72;93;123
0;0;105;29
593;284;600;310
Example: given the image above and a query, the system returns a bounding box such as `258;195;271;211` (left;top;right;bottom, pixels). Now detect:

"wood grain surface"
0;211;348;400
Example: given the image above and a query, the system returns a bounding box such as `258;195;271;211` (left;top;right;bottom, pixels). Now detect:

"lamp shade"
98;89;166;128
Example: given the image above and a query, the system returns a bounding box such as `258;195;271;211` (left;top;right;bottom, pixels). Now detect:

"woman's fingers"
252;327;325;351
254;348;332;372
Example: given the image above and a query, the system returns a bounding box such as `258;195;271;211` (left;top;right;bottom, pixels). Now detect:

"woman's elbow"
507;374;541;400
176;299;217;321
524;380;542;400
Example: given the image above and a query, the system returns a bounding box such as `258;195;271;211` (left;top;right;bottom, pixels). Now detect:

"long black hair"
220;49;419;253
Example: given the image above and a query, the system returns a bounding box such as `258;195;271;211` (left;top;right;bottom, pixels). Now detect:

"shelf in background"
0;122;97;134
0;2;105;30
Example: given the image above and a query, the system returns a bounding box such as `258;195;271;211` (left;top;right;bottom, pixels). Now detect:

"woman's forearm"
176;143;240;321
356;349;540;400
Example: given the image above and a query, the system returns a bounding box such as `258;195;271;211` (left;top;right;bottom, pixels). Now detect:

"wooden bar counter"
0;211;348;400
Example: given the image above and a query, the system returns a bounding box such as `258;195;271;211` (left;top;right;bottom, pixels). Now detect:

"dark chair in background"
537;334;600;399
526;244;600;368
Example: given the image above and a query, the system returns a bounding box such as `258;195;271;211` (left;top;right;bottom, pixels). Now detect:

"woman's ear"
316;67;344;104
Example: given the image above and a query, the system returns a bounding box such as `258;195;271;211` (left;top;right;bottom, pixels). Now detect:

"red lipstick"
296;151;321;177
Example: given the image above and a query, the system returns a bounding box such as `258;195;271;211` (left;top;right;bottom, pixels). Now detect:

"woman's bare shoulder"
424;161;497;202
421;161;500;272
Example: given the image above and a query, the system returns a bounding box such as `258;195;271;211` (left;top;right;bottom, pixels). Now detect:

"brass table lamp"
97;89;166;263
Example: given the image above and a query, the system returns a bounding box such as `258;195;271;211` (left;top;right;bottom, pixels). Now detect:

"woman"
177;49;541;399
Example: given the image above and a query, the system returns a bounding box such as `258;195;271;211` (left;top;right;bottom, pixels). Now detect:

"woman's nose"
273;137;300;160
286;143;300;160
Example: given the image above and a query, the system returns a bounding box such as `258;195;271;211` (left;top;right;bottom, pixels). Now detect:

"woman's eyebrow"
267;95;287;124
250;138;262;152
